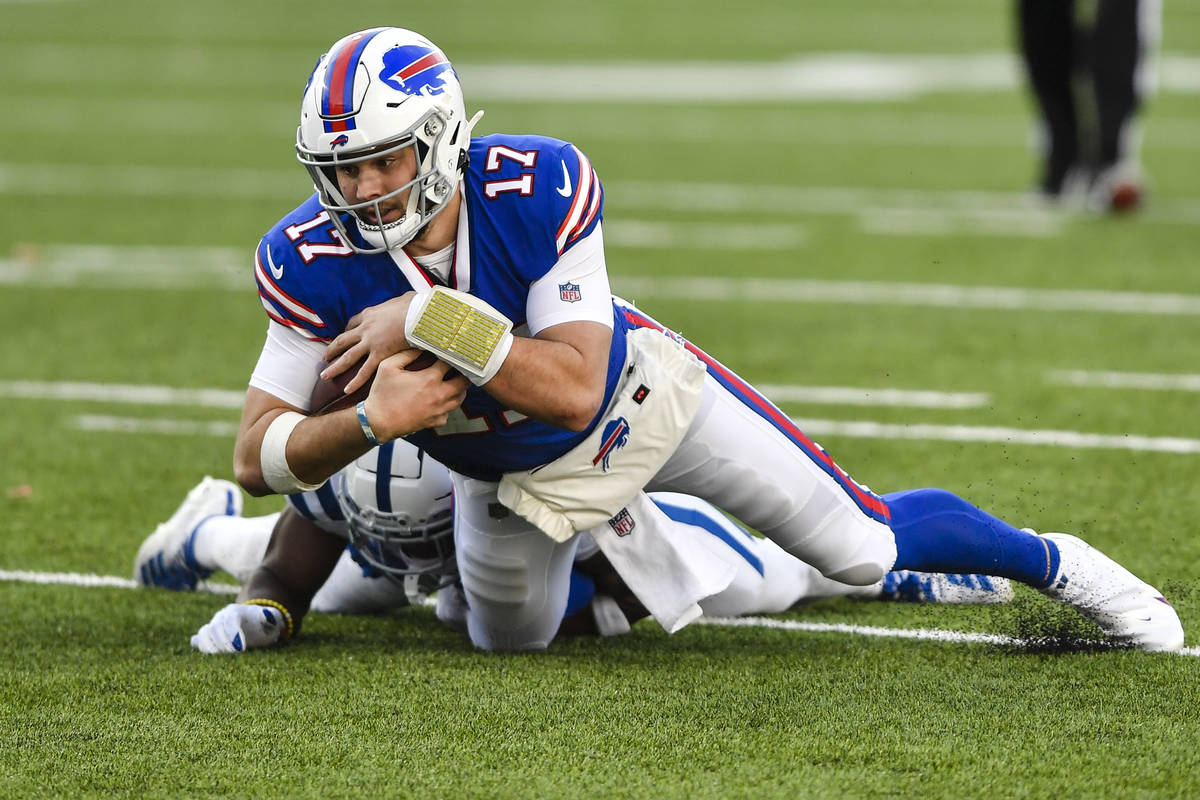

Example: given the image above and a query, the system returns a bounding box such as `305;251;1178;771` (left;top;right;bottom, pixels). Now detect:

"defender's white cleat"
1039;533;1184;652
880;571;1014;605
134;476;242;590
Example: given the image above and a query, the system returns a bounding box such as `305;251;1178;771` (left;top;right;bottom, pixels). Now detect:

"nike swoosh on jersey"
556;160;572;197
266;246;284;279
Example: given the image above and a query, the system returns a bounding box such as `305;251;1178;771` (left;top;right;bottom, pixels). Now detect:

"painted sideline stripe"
792;417;1200;454
22;95;1200;151
605;220;806;250
616;180;1200;227
8;49;1200;97
6;243;1200;315
700;615;1020;646
456;53;1200;101
16;373;1196;412
0;380;246;408
66;412;1200;455
0;569;1192;656
1;379;979;412
0;569;238;594
698;616;1200;658
757;384;987;409
1046;369;1200;392
2;171;1200;228
617;276;1200;315
74;415;240;437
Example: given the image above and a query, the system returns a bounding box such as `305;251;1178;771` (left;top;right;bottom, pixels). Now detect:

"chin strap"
465;109;485;137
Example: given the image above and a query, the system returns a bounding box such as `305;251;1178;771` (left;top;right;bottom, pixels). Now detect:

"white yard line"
6;243;1200;313
73;414;240;437
0;569;1193;656
2;377;1193;451
0;380;246;408
699;616;1200;658
455;53;1200;101
4;379;975;411
613;180;1200;227
665;276;1200;314
16;100;1200;152
618;276;1200;315
8;50;1200;97
63;412;1200;454
604;220;806;250
3;168;1200;228
791;418;1200;454
0;570;238;594
699;615;1022;646
754;385;988;409
1045;369;1200;392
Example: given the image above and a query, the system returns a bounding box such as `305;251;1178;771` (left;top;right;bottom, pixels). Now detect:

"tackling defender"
134;442;1014;654
228;27;1182;653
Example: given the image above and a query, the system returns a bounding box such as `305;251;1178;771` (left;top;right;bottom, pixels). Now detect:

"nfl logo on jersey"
609;508;636;537
558;282;582;303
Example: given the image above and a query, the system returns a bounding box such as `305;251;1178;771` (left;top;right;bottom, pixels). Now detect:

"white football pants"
455;372;897;651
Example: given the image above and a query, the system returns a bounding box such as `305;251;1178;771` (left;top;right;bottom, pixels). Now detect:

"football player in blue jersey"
133;444;1014;654
228;27;1182;652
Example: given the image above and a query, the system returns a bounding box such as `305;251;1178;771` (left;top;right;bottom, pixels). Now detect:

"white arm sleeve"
526;224;613;336
247;321;327;411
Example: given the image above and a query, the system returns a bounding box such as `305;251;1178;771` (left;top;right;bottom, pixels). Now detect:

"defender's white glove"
190;602;288;654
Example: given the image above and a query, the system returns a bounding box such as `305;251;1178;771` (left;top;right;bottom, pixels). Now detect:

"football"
309;351;440;415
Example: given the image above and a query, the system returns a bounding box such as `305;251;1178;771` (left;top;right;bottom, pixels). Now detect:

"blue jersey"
255;133;630;481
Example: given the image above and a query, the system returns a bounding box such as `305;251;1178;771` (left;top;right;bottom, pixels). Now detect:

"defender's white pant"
452;474;582;652
455;374;896;651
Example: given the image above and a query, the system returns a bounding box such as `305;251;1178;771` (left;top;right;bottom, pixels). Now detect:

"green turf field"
3;1;1200;797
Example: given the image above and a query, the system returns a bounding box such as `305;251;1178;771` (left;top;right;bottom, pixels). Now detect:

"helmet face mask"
341;488;456;591
296;27;476;253
336;446;456;599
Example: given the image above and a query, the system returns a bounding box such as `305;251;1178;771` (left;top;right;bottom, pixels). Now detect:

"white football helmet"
337;442;455;597
296;27;482;253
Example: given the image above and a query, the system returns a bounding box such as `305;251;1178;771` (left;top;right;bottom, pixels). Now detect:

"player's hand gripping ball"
310;351;439;414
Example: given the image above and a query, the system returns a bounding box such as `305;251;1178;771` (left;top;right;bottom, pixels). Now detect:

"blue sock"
563;570;596;618
886;488;1061;588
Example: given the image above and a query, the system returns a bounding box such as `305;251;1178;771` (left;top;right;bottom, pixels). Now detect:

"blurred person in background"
1016;0;1162;212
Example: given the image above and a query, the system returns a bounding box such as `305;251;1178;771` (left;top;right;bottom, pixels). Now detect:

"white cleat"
133;476;242;590
879;571;1014;605
1039;533;1184;652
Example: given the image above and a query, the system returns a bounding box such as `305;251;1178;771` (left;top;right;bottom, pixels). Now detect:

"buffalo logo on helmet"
379;45;454;97
329;134;350;150
592;416;630;472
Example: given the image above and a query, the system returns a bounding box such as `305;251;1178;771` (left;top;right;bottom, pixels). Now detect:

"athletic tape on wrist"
405;286;514;385
260;411;324;495
244;597;294;640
